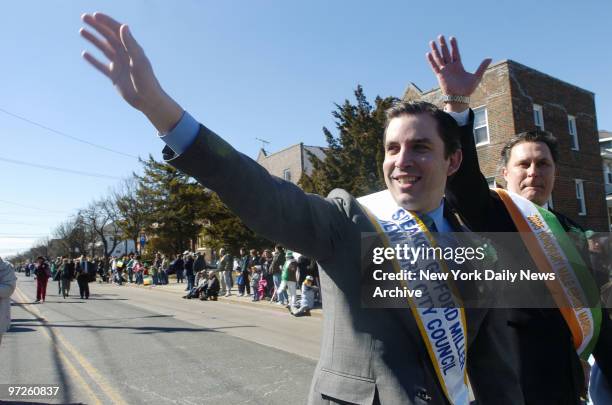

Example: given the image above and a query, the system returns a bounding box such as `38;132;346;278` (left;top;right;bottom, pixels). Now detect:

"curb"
116;281;323;318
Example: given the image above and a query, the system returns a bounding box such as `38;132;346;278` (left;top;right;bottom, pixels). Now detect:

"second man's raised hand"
80;12;182;133
426;35;491;111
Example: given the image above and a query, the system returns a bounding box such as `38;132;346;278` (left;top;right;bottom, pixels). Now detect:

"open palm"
80;12;163;112
427;35;491;97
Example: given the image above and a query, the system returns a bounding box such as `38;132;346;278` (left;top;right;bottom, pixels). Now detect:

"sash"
358;190;469;405
494;188;602;358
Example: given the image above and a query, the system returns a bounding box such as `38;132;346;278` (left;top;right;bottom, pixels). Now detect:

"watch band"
441;94;470;104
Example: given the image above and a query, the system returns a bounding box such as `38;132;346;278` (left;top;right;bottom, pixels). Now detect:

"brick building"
403;60;607;231
599;130;612;229
256;143;326;185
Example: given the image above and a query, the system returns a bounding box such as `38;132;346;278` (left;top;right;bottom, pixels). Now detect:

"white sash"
358;190;469;405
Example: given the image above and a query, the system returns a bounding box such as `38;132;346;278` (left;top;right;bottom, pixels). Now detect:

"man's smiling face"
383;113;462;213
502;141;555;206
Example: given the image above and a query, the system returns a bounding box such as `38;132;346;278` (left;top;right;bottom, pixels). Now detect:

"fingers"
81;51;112;79
438;35;451;64
81;13;124;52
474;58;493;80
429;40;444;68
449;36;460;63
426;52;441;74
119;25;145;60
92;12;123;34
80;28;116;61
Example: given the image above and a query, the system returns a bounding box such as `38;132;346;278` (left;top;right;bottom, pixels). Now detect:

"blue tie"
420;214;438;233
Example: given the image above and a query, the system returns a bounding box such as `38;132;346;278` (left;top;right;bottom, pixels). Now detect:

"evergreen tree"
199;193;271;255
135;155;210;254
299;86;397;197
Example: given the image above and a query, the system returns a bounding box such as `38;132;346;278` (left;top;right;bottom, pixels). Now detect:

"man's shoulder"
326;188;355;205
326;188;367;218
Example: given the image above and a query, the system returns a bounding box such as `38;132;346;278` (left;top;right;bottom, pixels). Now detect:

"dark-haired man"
426;35;612;404
81;14;520;404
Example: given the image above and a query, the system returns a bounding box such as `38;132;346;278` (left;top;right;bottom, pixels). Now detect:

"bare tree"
53;214;90;258
113;178;152;252
81;197;122;263
29;237;50;259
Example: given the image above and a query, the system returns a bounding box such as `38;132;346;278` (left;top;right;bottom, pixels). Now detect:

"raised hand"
426;35;491;98
80;12;182;132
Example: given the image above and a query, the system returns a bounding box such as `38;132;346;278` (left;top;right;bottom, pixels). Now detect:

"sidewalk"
116;278;323;318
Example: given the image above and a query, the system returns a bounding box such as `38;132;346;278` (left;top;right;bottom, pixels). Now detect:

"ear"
502;166;509;183
446;149;463;176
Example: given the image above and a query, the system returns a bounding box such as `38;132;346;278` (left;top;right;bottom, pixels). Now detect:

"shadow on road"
10;321;256;335
6;326;36;333
10;309;254;335
12;303;74;402
0;401;85;405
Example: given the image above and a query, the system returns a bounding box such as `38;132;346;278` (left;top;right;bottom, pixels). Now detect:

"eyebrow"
385;137;433;147
515;156;552;164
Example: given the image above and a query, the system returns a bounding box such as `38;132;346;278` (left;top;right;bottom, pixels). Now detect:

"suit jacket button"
416;389;431;402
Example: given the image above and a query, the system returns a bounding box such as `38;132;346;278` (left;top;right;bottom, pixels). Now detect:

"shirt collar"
425;200;445;232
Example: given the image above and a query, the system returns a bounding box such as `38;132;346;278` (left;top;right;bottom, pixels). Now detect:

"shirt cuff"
446;109;470;126
158;111;199;155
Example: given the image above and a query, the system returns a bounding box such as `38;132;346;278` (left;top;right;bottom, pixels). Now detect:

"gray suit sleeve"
163;124;347;262
0;265;17;298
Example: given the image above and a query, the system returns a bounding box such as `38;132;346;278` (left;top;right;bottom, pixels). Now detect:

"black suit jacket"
160;122;523;404
446;110;612;404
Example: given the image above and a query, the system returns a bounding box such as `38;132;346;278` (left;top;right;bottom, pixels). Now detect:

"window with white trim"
605;165;612;184
283;169;291;182
568;115;579;150
533;104;544;130
473;107;489;146
575;179;586;215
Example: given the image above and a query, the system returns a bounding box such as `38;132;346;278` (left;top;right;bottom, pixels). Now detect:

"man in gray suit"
81;13;521;404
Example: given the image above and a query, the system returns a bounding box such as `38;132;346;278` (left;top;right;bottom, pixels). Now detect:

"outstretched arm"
81;13;342;261
80;12;182;133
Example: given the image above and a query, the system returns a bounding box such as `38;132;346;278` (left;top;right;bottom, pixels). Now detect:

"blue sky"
1;0;611;258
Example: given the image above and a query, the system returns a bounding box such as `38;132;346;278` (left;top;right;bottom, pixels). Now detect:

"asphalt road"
1;274;320;404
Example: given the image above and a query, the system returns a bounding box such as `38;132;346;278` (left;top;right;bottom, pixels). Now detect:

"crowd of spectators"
13;244;323;316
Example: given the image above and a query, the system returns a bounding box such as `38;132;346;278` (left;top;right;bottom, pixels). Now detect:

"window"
575;179;586;215
605;165;612;185
473;107;489;146
283;169;291;182
486;176;497;189
568;115;579;150
533;104;544;130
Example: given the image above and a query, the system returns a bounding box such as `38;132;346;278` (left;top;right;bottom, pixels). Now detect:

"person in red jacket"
34;256;50;303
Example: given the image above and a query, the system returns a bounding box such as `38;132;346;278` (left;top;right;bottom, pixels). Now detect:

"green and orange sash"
495;188;602;358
